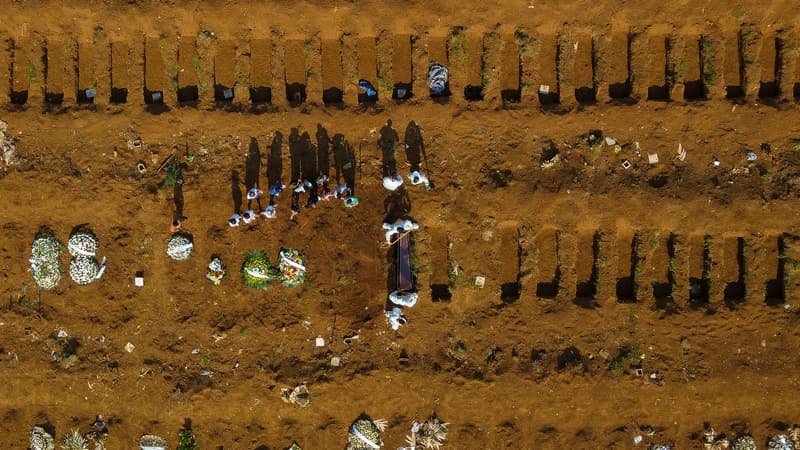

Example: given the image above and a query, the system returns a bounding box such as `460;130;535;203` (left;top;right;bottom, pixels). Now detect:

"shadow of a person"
379;119;399;177
300;131;317;181
316;123;331;177
333;133;357;194
172;181;186;227
404;121;424;173
289;128;302;181
383;186;411;223
230;169;243;214
268;131;283;187
245;137;262;210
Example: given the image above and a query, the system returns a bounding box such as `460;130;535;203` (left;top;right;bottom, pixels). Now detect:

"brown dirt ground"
2;1;800;449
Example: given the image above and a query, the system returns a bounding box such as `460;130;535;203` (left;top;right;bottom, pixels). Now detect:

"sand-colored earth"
1;1;800;449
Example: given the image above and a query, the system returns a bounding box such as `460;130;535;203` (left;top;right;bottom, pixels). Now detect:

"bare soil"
1;1;800;449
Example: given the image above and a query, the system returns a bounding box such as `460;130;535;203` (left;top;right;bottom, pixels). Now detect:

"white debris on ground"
281;383;311;407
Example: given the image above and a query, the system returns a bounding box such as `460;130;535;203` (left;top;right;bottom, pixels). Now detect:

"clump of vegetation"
449;340;466;360
160;159;183;189
177;427;198;450
27;61;37;81
701;36;716;86
451;29;467;63
608;341;642;370
192;53;207;92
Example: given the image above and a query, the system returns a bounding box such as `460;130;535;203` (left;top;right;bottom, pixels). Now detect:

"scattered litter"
761;142;772;154
676;143;686;161
134;272;144;287
474;276;486;288
539;84;550;94
746;150;757;161
286;442;302;450
56;329;68;338
540;153;560;168
222;88;234;100
125;342;135;353
604;136;617;146
281;384;311;407
613;144;622;153
136;161;147;174
648;153;659;165
633;435;643;445
621;160;632;169
191;348;200;354
200;369;214;377
315;336;325;347
343;334;360;345
151;92;162;102
635;368;644;377
587;129;604;147
331;356;341;367
713;157;721;167
785;304;791;312
127;137;142;151
85;88;96;99
634;141;642;158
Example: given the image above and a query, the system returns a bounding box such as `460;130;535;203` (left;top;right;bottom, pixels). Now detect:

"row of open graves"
3;25;800;108
405;227;800;308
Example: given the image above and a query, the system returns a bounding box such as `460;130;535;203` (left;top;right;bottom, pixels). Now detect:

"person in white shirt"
228;213;241;227
383;174;404;191
407;170;431;189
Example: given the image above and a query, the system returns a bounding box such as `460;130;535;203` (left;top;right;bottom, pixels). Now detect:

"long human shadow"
333;133;357;194
245;137;262;210
383;185;412;223
379;119;399;177
268;131;283;187
316;124;331;177
300;131;317;181
404;120;425;173
230;169;242;214
289;127;302;181
173;181;185;222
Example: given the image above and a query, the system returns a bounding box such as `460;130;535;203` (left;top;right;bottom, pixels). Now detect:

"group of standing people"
229;176;358;227
227;128;360;227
